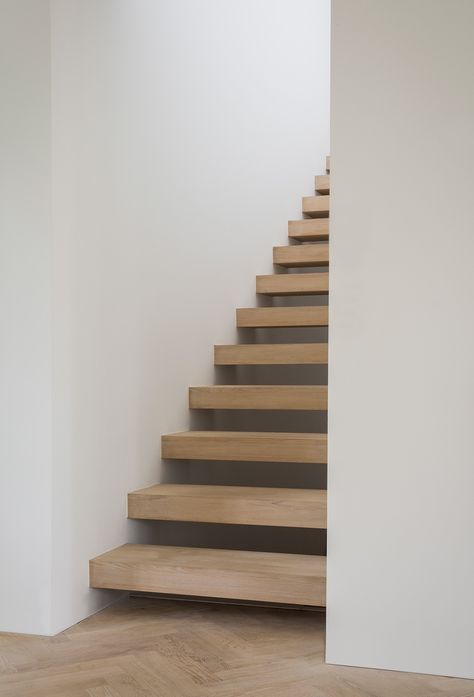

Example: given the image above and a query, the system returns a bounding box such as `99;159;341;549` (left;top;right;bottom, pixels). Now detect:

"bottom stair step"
89;544;326;606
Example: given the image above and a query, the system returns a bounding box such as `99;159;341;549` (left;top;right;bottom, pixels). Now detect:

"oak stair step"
128;484;327;528
90;544;327;606
215;343;328;365
302;195;330;218
315;174;330;194
273;243;329;267
256;272;329;296
236;306;329;328
161;431;327;463
189;385;328;410
288;219;329;241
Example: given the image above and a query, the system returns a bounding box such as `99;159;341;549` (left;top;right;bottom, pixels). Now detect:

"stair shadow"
133;520;327;556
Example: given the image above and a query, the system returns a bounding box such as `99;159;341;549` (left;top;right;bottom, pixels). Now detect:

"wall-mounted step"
273;244;329;267
215;343;328;365
128;484;327;528
315;174;330;194
189;385;328;410
288;219;329;241
90;544;327;606
257;272;329;296
302;195;330;218
236;306;329;328
161;431;327;463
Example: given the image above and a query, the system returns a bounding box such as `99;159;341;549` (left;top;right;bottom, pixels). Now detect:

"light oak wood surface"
161;430;327;463
302;194;330;217
256;272;329;295
128;484;327;528
273;243;329;267
214;343;328;365
2;597;472;697
236;305;329;327
90;545;326;606
288;218;329;241
315;174;330;194
189;385;328;410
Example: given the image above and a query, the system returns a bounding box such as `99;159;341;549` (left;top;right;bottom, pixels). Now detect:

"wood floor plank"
1;598;472;697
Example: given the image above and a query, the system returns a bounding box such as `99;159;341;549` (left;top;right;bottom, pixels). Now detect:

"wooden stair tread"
273;243;329;267
162;430;327;463
236;306;329;328
315;174;330;194
302;195;329;218
90;544;326;606
189;385;328;410
288;219;329;241
257;272;329;296
128;484;327;528
215;343;328;365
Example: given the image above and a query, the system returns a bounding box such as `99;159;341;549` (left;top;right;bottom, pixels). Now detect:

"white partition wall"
0;0;53;635
328;0;474;679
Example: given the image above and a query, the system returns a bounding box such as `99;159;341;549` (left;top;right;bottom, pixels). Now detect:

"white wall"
328;0;474;679
0;0;53;635
48;0;330;633
0;0;329;637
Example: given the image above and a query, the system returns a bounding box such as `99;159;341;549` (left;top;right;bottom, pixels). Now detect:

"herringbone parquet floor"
0;597;472;697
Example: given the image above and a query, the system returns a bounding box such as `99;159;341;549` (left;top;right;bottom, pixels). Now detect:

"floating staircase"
90;156;331;607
